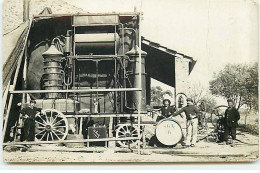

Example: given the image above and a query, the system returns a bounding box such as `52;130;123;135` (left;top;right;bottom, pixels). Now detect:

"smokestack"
23;0;30;22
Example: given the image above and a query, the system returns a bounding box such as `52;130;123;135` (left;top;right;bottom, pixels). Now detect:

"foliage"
209;63;258;110
187;82;217;112
151;86;173;106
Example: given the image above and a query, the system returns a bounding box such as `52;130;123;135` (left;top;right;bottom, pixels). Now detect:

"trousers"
223;126;236;142
22;118;35;141
184;118;198;145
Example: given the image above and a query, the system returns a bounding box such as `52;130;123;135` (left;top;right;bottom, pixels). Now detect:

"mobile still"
2;0;258;163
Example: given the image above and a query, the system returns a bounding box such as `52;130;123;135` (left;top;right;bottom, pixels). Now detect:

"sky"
0;0;257;105
68;0;258;84
68;0;258;104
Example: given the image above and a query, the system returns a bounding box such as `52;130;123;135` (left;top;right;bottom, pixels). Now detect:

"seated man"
156;99;176;122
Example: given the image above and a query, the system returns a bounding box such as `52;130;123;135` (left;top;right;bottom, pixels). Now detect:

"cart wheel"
210;105;228;127
35;109;68;141
116;124;142;148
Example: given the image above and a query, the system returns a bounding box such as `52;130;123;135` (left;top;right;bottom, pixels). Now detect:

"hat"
186;98;193;102
227;99;234;103
163;99;171;105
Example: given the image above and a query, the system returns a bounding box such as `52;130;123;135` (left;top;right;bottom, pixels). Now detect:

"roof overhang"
141;37;197;87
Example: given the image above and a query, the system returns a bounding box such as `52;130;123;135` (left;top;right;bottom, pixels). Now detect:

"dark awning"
141;37;197;87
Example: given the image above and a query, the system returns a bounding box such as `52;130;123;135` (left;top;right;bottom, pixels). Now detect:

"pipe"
10;88;142;94
65;30;72;56
118;28;137;48
119;23;125;54
23;0;30;22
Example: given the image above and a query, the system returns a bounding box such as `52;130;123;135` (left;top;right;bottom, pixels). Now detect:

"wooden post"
79;117;83;135
108;116;114;148
137;12;142;155
142;126;146;148
22;40;28;107
2;55;24;141
23;0;30;22
2;81;10;116
2;20;31;142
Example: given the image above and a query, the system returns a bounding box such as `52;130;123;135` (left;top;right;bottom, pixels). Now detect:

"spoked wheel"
35;109;68;141
116;124;142;148
210;105;228;127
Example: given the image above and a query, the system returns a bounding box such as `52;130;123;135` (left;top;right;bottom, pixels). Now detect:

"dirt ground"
3;127;259;163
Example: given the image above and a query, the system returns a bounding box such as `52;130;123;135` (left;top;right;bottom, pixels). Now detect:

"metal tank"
42;44;64;99
126;45;147;112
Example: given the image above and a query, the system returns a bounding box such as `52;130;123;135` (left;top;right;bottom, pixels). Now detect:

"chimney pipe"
23;0;30;22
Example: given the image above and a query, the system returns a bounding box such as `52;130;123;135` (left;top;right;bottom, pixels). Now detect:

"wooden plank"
2;21;30;91
10;88;142;94
68;55;126;58
2;81;10;115
27;146;132;153
3;137;141;146
65;113;147;118
2;21;32;142
3;48;26;141
33;12;140;19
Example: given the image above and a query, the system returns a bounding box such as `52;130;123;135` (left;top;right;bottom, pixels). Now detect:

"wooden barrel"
155;118;183;146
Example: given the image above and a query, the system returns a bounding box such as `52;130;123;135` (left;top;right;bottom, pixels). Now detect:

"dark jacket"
224;107;240;127
173;105;200;120
160;106;176;118
20;107;41;120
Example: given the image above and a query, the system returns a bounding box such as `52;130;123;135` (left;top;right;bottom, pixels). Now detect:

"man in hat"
198;101;207;130
20;100;42;142
171;98;200;147
223;99;240;145
157;99;176;122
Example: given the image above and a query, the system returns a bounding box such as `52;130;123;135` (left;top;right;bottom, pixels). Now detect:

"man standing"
20;100;41;142
198;101;207;130
172;98;200;147
223;99;240;145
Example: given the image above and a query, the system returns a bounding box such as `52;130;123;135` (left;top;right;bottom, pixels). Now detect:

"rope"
3;22;25;36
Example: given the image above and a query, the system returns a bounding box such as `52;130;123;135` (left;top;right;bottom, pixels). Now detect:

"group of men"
159;98;240;147
17;97;240;147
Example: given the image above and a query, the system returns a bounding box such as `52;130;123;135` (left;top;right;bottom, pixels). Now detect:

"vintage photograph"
1;0;259;163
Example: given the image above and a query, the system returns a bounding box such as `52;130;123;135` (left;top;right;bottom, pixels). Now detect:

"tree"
246;63;258;110
187;82;217;112
209;63;258;110
151;86;173;106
